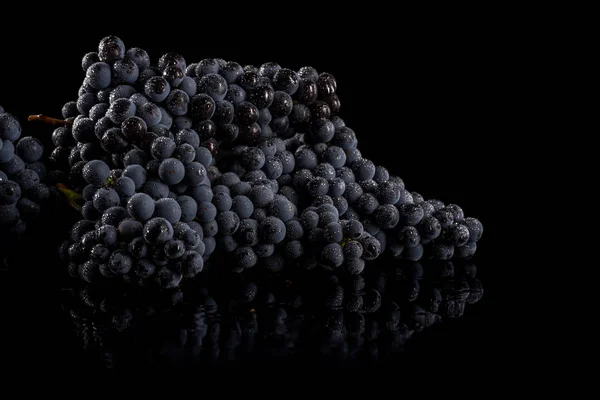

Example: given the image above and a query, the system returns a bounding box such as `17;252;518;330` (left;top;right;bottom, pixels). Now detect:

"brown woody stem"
28;114;73;126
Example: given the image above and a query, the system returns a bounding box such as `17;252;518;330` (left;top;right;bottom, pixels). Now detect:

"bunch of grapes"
62;259;483;368
0;107;51;237
41;35;483;287
58;158;218;289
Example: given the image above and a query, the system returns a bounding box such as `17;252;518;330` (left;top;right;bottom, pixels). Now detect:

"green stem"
56;183;83;211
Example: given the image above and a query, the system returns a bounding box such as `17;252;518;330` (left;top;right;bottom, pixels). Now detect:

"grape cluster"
207;142;379;273
62;259;483;368
50;35;341;186
58;157;222;288
209;137;483;273
48;35;483;284
285;137;484;263
0;107;50;237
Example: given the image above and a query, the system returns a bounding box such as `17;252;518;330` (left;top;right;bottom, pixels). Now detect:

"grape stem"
56;183;83;211
28;114;73;126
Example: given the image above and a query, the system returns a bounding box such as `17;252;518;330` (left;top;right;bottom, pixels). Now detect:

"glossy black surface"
2;225;498;369
60;260;483;367
0;26;514;369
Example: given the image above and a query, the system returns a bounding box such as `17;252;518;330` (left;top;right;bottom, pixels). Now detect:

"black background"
0;16;520;370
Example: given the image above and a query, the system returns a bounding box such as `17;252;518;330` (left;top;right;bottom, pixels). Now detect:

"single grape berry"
81;52;100;71
196;119;217;140
273;68;299;95
399;203;425;226
158;52;186;72
156;267;182;289
258;62;281;78
96;224;117;246
235;101;260;126
233;246;258;269
397;226;420;248
197;73;228;101
85;62;111;89
317;72;337;97
309;101;331;120
202;138;220;155
143;217;174;245
343;240;363;260
82;160;110;186
0;140;15;164
173;143;196;164
324;222;343;243
165;89;189;116
270;91;293;117
109;84;136;103
373;204;400;229
432;209;454;228
455;242;477;259
137;102;162;127
268;196;295;222
445;223;470;247
126;47;150;70
321;243;344;267
107;98;136;124
219;61;244;84
127;192;155;221
441;204;464;223
306;177;329;197
248;81;275;109
258;216;286;244
98;35;125;63
285;240;304;259
150;136;176;160
89;103;109;121
240;147;266;171
464;217;484;242
0;181;21;205
429;243;454;260
120;116;147;143
114;176;135;198
153;198;182;224
158;158;185;185
144;76;171;103
249;185;274;208
360;235;381;260
164;240;186;259
195;59;220;77
216;211;240;235
14;137;42;164
162;65;184;87
296;78;318;104
93;187;120;212
298;66;319;82
113;56;140;85
177;250;204;277
356;193;379;215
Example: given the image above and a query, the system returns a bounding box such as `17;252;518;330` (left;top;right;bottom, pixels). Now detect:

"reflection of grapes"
61;259;482;368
